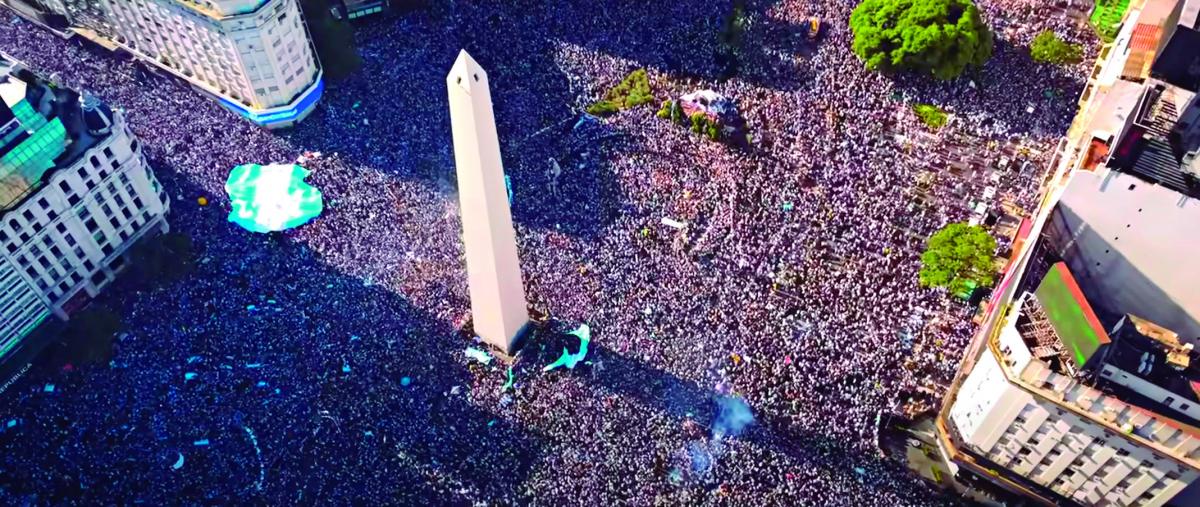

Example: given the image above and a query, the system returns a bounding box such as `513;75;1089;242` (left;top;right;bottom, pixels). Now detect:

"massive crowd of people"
0;0;1095;504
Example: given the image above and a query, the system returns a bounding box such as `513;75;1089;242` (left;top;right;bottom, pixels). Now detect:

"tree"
587;69;654;116
130;232;195;287
1029;30;1083;65
912;103;948;129
299;0;361;80
919;223;997;295
58;306;122;365
715;1;748;79
849;0;994;80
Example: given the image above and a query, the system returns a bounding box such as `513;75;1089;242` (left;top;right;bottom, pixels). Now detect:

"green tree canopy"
912;103;948;128
849;0;994;80
587;69;654;116
919;223;997;295
300;0;362;80
1029;30;1083;65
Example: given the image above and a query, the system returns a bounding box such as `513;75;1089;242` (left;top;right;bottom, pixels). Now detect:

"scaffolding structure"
1020;296;1077;376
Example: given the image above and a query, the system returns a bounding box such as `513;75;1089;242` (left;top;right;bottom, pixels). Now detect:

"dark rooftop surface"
1120;82;1200;198
1095;315;1200;424
1130;137;1200;196
1151;26;1200;92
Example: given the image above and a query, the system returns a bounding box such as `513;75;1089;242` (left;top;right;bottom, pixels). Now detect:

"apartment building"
1;0;324;128
0;56;169;364
950;264;1200;506
936;1;1200;504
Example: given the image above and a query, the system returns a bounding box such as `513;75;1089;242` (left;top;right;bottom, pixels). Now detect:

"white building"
0;57;169;364
950;277;1200;506
938;2;1200;502
0;254;48;360
1049;76;1200;343
2;0;324;128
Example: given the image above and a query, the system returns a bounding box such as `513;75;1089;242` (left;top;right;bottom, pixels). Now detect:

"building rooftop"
1183;0;1200;29
1122;23;1164;80
1096;315;1200;421
0;55;113;213
1112;80;1200;197
1150;21;1200;92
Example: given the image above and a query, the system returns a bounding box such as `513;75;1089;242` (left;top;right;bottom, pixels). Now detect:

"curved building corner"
2;0;325;129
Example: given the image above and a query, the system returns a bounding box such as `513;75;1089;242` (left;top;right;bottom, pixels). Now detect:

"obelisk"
447;50;529;355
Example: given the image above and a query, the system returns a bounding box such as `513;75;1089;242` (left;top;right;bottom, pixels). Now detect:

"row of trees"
849;0;1088;81
306;0;1090;91
657;100;723;141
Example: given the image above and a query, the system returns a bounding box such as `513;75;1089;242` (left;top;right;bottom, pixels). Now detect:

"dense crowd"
0;1;1095;504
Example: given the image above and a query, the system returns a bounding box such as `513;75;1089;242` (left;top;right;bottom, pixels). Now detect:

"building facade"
1;0;324;128
334;0;388;20
937;2;1200;504
950;285;1200;506
0;57;169;364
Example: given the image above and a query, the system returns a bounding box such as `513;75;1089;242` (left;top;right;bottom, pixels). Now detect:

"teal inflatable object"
225;164;323;233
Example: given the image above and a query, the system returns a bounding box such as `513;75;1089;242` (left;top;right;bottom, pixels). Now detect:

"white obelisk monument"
447;50;529;354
